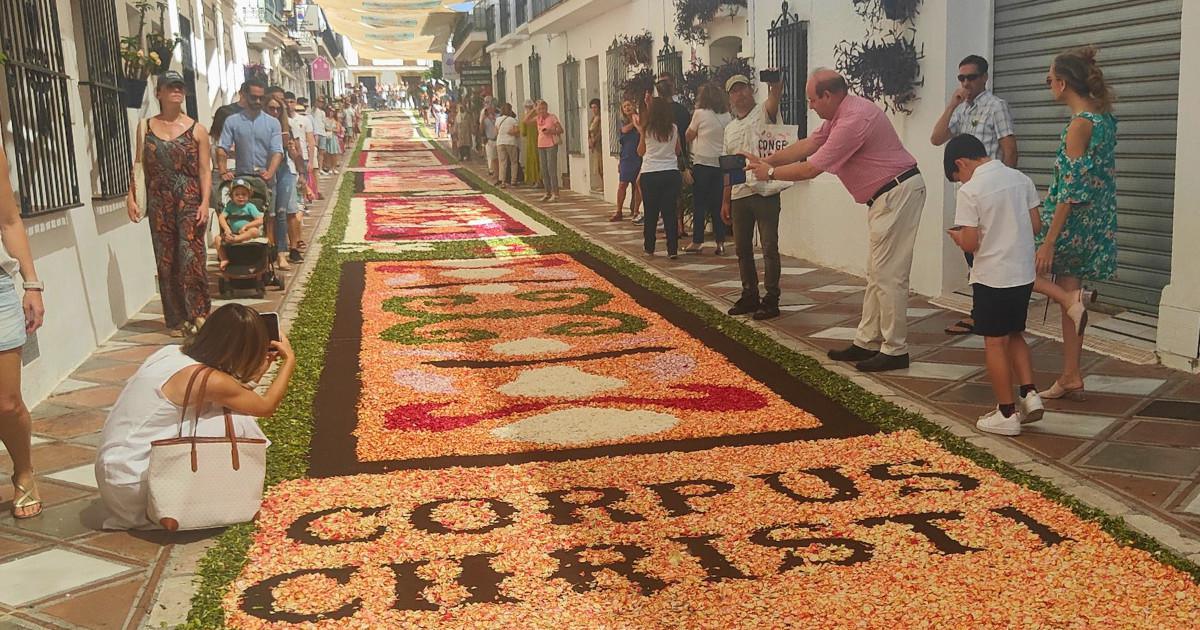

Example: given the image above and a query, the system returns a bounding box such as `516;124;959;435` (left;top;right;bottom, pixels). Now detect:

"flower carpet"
353;169;474;195
363;138;434;152
199;112;1200;629
357;150;449;169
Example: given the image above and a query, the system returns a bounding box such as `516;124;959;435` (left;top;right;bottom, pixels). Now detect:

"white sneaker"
976;407;1021;436
1019;391;1045;424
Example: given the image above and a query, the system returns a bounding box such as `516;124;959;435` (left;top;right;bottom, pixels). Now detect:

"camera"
718;154;747;171
759;69;782;84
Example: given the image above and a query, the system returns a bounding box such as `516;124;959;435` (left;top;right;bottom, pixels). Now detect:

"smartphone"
260;312;280;345
759;69;782;83
718;154;747;171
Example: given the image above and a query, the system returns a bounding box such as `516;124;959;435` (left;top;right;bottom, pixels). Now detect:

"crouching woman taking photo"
95;304;295;530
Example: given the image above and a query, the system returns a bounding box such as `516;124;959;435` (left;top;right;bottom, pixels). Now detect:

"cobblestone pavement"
0;162;346;629
458;157;1200;562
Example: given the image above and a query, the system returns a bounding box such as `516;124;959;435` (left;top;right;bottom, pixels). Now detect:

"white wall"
5;0;160;404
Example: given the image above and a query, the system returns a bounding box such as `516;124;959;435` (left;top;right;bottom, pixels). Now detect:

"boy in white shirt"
944;134;1044;436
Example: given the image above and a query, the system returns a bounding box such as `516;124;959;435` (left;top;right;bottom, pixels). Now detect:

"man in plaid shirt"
932;55;1018;166
932;54;1020;336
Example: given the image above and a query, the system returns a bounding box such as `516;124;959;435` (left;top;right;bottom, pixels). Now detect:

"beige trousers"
854;173;926;357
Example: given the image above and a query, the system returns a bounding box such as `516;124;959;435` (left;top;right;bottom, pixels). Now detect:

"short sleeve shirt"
289;115;312;158
954;161;1040;288
807;95;917;204
948;91;1015;161
688;108;730;167
222;201;263;233
218;110;283;176
536;114;561;149
722;102;776;200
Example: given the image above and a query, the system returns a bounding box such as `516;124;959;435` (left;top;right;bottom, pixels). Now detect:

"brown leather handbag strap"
176;366;208;439
223;409;241;471
188;368;216;473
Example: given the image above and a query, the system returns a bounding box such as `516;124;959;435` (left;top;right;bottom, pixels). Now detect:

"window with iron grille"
528;46;541;101
768;3;808;135
78;0;132;200
495;65;507;106
499;0;510;38
515;0;527;26
560;56;580;154
485;5;496;44
605;43;628;156
656;35;683;91
0;0;82;216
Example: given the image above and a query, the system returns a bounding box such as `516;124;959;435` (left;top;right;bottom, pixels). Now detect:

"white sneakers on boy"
1019;391;1045;424
976;408;1022;436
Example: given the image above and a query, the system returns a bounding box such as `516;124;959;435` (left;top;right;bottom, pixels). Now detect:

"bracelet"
22;281;44;291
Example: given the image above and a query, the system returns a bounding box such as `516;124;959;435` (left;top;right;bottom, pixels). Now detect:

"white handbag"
146;367;268;531
131;118;148;219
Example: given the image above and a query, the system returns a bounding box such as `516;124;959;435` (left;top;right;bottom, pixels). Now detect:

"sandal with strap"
11;477;42;519
944;319;974;335
1042;380;1087;401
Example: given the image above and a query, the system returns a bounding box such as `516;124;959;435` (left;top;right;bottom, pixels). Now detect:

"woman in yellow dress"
520;100;541;187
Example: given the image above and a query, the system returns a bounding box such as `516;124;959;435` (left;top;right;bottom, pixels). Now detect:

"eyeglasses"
957;73;981;83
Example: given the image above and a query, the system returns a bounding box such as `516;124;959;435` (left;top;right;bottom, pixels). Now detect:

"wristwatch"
767;166;776;181
22;281;43;292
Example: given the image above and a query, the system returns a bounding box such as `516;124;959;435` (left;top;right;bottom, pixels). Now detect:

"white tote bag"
747;123;799;197
131;118;148;220
146;368;268;531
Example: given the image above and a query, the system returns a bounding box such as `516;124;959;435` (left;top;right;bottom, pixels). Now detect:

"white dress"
95;346;270;530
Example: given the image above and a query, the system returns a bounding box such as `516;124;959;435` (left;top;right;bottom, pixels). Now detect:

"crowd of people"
0;44;1120;525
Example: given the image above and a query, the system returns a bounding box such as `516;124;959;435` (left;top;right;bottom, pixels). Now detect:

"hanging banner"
311;56;332;81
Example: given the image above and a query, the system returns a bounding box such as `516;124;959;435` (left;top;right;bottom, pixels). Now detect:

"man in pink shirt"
747;69;926;372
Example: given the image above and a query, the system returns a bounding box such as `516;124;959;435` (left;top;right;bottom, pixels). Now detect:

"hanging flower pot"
120;76;148;108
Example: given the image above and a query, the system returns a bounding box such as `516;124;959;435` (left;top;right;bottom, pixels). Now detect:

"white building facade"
477;0;1199;370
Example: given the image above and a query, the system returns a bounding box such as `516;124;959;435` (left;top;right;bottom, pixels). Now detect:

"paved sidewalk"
0;164;344;629
466;160;1200;558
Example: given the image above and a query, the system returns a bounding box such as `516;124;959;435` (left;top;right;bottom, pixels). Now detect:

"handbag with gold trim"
146;367;267;531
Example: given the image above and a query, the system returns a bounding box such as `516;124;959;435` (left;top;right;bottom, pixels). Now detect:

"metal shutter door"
993;0;1181;314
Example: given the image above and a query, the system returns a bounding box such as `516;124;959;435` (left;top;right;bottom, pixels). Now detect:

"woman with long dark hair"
636;96;683;258
96;304;295;529
1035;46;1117;401
127;71;212;337
266;95;304;269
684;82;731;254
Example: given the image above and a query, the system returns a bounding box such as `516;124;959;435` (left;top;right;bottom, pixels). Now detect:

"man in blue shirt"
216;78;283;183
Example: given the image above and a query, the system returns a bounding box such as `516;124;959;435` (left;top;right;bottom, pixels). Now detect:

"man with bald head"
747;68;925;372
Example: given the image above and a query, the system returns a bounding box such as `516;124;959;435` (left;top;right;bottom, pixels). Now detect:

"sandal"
11;477;42;519
1042;380;1087;401
297;240;308;252
608;212;624;222
944;319;974;335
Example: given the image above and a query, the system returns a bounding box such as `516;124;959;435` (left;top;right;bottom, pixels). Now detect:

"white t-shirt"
723;102;777;200
310;109;328;137
688;108;730;167
954;160;1040;288
289;115;311;160
496;114;519;146
641;127;679;174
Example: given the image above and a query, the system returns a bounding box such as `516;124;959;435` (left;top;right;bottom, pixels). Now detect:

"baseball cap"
158;70;186;87
725;74;751;92
231;178;252;193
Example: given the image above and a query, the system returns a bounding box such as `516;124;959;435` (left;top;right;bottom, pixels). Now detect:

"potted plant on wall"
119;1;179;108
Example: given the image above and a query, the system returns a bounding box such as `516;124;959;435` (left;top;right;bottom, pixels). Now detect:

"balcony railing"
532;0;565;19
240;0;285;27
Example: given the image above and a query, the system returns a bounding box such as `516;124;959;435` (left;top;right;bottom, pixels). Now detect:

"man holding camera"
747;69;924;372
721;72;784;321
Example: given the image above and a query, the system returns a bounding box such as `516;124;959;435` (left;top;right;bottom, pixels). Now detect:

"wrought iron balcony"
532;0;565;19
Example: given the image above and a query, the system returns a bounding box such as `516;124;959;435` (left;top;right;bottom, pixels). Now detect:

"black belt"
865;166;920;206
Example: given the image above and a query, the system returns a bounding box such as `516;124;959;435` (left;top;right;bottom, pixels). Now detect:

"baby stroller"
214;175;283;299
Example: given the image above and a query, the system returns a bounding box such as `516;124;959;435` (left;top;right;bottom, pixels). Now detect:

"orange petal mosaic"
354;168;474;195
225;431;1200;628
358;150;449;169
350;254;828;463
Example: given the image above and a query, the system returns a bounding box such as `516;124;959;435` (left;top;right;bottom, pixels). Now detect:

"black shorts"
971;283;1033;338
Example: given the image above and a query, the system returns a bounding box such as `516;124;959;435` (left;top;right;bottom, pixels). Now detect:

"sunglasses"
266;106;281;112
957;73;981;82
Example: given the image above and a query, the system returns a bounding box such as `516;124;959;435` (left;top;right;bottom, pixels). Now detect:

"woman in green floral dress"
1035;46;1118;401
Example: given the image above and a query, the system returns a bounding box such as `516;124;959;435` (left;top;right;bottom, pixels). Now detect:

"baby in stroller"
216;178;265;270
